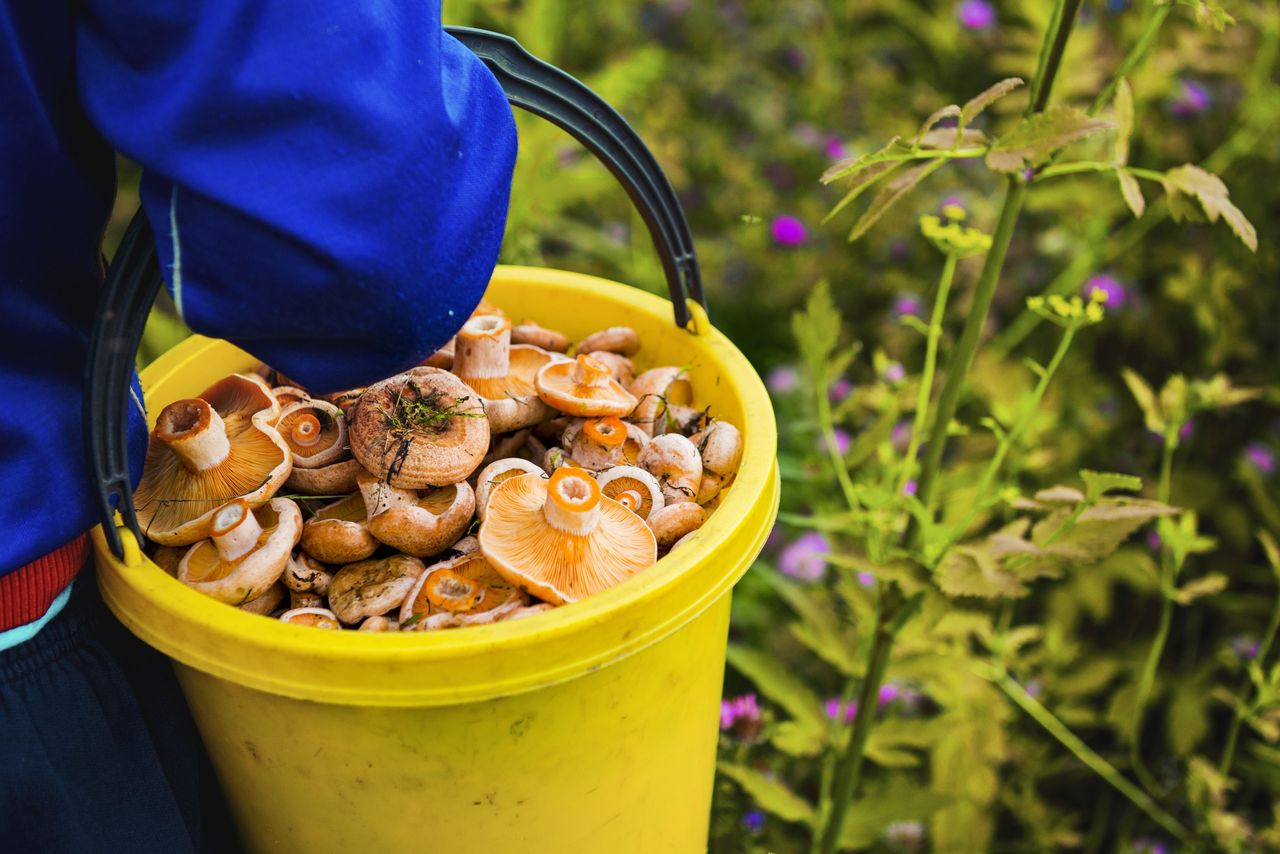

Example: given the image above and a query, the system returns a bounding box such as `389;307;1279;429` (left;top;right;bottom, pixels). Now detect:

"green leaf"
725;644;827;729
1192;373;1262;411
1121;368;1165;434
1174;573;1228;605
913;104;962;148
1030;499;1179;565
1117;171;1146;218
1080;470;1143;502
791;280;841;384
1192;0;1236;32
938;545;1029;599
960;77;1025;127
985;106;1112;172
838;778;955;848
1260;531;1280;583
844;409;900;469
848;159;947;241
1162;164;1258;251
824;160;903;222
1113;78;1134;165
1168;670;1215;757
770;720;827;757
759;568;857;674
716;762;815;824
918;127;988;150
821;136;909;184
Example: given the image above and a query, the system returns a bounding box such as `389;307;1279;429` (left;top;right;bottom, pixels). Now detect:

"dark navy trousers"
0;567;239;852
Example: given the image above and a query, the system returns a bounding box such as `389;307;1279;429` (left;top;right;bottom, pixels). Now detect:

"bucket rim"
94;266;779;706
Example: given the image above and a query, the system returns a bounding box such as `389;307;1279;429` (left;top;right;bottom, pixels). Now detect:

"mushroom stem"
210;499;264;562
571;355;611;388
289;413;323;447
542;469;602;537
356;473;419;517
453;315;511;380
155;399;231;472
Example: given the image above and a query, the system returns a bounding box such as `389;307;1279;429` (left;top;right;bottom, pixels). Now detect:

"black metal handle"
87;26;705;559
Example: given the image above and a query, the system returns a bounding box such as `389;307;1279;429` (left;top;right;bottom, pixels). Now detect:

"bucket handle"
87;26;706;560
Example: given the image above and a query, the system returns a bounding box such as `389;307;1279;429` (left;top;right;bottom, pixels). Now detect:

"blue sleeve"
74;2;517;392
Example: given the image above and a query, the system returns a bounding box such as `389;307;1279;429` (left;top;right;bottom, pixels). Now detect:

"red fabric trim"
0;534;89;632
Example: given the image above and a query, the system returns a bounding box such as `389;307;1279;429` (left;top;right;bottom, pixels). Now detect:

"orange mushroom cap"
277;399;347;469
479;468;656;605
452;315;556;433
536;355;638;418
177;497;302;605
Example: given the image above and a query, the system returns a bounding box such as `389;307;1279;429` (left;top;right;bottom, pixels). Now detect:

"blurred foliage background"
118;0;1279;850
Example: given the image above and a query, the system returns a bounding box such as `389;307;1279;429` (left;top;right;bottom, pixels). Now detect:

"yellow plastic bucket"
92;265;779;852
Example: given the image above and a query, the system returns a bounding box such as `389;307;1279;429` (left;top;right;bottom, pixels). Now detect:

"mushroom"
421;338;455;370
399;552;527;629
638;433;703;505
134;375;292;545
277;399;347;469
359;615;399;632
450;535;481;555
669;530;699;552
574;326;640;357
149;545;187;577
499;603;556;622
662;404;709;437
240;583;286;616
511;321;570;352
479;429;532;470
452;315;556;434
283;551;333;594
177;497;303;605
582;351;635;387
563;416;648;471
628;367;693;437
299;493;379;564
327;555;426;625
347;367;489;489
648;501;706;550
596;466;665;522
279;607;342;629
533;416;573;445
536;354;638;418
479;467;656;605
285;458;363;496
472;297;505;317
357;471;476;558
524;432;549;463
272;386;311;408
289;590;325;610
692;420;744;504
475;458;546;520
320;387;365;414
543;447;574;472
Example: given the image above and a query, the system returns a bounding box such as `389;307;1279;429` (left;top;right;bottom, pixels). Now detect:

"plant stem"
813;591;899;854
817;366;862;512
1030;0;1084;114
937;324;1077;557
897;254;958;496
989;667;1192;844
1219;574;1280;775
1128;436;1179;793
1090;4;1172;116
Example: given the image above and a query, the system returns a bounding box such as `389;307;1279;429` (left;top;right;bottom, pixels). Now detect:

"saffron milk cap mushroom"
285;458;363;496
299;493;378;564
279;607;342;629
536;354;638;418
648;501;706;550
596;466;665;521
581;351;634;387
511;321;570;352
628;367;693;437
240;582;286;616
327;555;426;625
692;420;744;503
452;315;556;434
177;497;302;605
277;399;347;469
271;386;311;408
474;458;546;520
348;367;489;488
574;326;640;357
564;416;648;471
638;433;703;505
399;552;526;628
479;467;656;605
320;387;365;414
134;377;292;545
358;472;476;558
283;551;333;594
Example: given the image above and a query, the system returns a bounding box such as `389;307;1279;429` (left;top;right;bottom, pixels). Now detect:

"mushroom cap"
347;367;489;488
359;615;399;632
479;429;532;471
289;590;325;610
366;480;476;558
536;355;638;418
564;417;648;471
279;607;342;629
474;458;546;520
135;377;293;546
479;469;656;605
597;466;665;521
628;367;694;437
320;387;366;414
271;386;311;408
327;554;426;624
300;493;379;564
662;404;709;437
648;501;706;550
283;551;333;593
285;458;363;495
453;315;556;433
450;535;481;555
239;582;286;616
638;433;703;504
178;497;303;605
277;399;347;469
574;326;640;357
399;552;526;628
581;351;635;387
511;321;570;352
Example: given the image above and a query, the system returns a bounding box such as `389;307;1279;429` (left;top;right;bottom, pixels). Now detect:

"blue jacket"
0;2;518;575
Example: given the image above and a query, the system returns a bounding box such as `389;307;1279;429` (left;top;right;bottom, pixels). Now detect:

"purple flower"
857;571;877;587
721;693;762;732
766;365;799;394
1023;679;1044;699
882;361;906;384
1245;443;1276;475
743;810;765;834
1179;420;1195;442
957;0;996;30
940;195;966;213
1133;838;1172;854
1171;79;1212;117
824;135;849;161
771;215;808;246
779;531;830;581
832;429;852;456
828;377;854;402
1230;635;1260;662
825;698;859;723
891;421;912;452
1084;273;1128;309
902;480;918;496
893;293;924;318
1147;529;1162;553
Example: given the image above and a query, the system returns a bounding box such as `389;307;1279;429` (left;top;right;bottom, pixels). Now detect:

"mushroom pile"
135;306;743;632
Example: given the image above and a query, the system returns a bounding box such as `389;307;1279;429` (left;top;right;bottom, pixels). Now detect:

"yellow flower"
942;204;967;222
